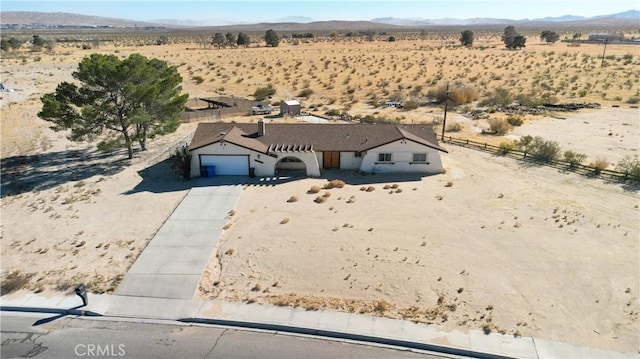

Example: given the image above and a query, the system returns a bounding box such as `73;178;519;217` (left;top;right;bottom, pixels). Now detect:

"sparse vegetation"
616;155;640;181
488;118;512;135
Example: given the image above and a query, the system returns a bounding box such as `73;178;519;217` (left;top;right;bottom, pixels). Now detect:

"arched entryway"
275;156;307;177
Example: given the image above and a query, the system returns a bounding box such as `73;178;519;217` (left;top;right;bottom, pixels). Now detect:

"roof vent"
219;132;227;136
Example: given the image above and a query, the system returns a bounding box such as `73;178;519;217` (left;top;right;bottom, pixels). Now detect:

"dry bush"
446;122;463;132
322;192;331;198
375;299;393;313
1;270;33;294
383;185;391;189
428;85;478;106
314;196;326;204
324;179;345;189
488;118;513;135
280;218;290;224
287;196;298;203
365;186;375;192
590;157;609;174
307;186;321;194
445;181;453;187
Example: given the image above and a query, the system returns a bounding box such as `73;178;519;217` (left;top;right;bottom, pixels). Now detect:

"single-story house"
280;100;301;116
189;121;448;178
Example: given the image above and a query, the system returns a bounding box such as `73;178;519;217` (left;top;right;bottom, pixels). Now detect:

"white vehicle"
251;104;273;115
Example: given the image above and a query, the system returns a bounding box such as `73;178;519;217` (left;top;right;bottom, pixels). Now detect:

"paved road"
116;183;243;299
1;313;452;359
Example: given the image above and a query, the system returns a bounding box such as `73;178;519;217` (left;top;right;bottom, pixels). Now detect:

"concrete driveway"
116;180;243;299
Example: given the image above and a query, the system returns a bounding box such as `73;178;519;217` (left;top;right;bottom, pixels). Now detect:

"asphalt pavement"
1;313;449;359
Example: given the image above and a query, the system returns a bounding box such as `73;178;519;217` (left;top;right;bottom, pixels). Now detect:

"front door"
323;152;340;169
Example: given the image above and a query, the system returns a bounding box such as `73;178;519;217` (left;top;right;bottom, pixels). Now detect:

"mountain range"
1;10;637;28
371;10;639;26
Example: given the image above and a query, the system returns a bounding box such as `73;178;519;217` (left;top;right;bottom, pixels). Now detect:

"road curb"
179;317;514;359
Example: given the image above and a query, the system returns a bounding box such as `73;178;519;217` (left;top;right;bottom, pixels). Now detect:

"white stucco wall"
359;140;444;174
339;152;364;170
190;142;277;178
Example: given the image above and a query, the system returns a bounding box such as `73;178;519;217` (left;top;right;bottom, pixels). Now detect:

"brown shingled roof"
189;122;447;154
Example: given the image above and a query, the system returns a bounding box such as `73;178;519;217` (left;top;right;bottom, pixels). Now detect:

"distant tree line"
211;32;251;47
291;33;314;39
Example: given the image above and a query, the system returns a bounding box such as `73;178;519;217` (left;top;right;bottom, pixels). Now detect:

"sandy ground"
1;38;638;352
198;144;639;352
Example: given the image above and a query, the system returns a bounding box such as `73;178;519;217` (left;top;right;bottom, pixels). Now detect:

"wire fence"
442;135;639;183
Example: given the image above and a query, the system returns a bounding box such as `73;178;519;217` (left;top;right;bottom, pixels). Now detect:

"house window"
413;153;427;162
378;153;392;162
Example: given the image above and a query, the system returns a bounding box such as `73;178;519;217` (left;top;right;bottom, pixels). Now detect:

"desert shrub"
375;300;392;312
506;114;524;126
314;196;326;203
427;85;478;106
325;109;341;116
280;218;290;224
403;100;421;110
488;118;512;135
626;97;640;104
563;150;587;169
1;270;32;294
589;157;609;175
192;75;204;84
478;87;513;107
616;155;640;181
297;88;314;98
365;186;375;192
445;122;462;132
324;179;345;189
497;142;514;155
307;186;321;194
516;93;557;107
516;135;533;151
482;324;492;335
360;115;395;124
253;84;276;101
528;137;561;163
171;145;192;180
287;196;298;203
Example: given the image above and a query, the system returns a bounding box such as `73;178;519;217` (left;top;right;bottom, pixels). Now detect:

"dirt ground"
198;144;639;352
1;36;638;352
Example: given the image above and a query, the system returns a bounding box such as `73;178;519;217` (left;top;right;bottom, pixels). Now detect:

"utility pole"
600;37;608;68
441;82;450;141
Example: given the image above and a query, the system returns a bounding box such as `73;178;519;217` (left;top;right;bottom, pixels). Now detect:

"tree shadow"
1;149;129;197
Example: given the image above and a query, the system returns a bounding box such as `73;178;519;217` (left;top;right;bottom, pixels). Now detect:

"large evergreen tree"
236;32;250;47
225;32;236;47
502;26;526;49
460;30;474;46
264;29;280;47
540;30;560;44
39;53;188;159
212;32;225;48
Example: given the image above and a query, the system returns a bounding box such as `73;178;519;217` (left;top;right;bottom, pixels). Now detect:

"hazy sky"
1;0;637;23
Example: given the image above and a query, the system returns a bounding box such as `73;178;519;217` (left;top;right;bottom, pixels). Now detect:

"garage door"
200;155;249;175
